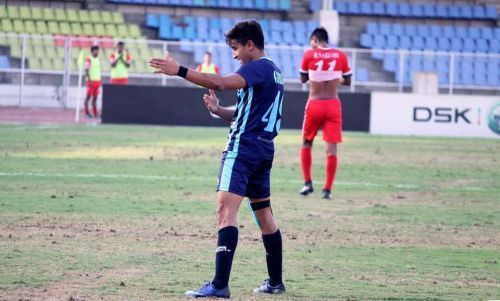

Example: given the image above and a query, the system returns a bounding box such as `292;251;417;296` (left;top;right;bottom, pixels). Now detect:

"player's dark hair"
225;20;264;50
117;41;124;46
310;27;329;43
90;45;99;51
205;51;212;56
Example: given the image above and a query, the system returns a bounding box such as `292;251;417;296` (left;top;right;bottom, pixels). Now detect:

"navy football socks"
262;229;283;286
212;226;238;289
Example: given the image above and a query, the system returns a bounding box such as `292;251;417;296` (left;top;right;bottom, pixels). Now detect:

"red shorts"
86;81;101;97
302;99;342;143
110;78;128;85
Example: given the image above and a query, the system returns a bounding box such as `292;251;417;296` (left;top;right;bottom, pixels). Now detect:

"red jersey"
300;47;352;82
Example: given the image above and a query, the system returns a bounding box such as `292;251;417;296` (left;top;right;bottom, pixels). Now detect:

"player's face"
92;49;99;57
229;40;250;64
310;36;319;49
117;44;124;53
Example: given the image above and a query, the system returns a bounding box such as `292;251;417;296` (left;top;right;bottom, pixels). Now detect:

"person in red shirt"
298;27;352;200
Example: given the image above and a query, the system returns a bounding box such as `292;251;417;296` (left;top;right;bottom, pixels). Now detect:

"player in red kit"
298;27;352;200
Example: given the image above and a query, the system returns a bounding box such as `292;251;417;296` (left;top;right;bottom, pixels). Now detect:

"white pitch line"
0;171;420;189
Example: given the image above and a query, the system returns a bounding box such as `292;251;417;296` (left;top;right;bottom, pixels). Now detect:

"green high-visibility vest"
87;55;101;81
111;51;130;79
200;63;216;74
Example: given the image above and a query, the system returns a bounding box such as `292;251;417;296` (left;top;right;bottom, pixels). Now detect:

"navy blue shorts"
217;151;273;199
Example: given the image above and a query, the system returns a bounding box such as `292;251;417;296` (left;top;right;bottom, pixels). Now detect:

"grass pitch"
0;124;499;300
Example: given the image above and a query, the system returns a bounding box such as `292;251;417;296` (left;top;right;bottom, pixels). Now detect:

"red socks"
301;147;312;183
324;155;338;191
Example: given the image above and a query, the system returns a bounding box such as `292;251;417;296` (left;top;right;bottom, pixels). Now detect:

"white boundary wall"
370;92;500;138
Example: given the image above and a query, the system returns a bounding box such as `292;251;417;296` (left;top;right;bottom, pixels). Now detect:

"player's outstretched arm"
203;89;234;122
149;53;246;91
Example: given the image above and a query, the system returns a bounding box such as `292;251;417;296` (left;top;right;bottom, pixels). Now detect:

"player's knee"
326;143;337;156
216;202;236;228
303;139;313;147
251;200;277;234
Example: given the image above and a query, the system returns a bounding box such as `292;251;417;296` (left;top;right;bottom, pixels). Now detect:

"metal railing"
0;33;498;110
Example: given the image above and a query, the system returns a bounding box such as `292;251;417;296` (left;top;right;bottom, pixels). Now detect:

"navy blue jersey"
224;57;284;160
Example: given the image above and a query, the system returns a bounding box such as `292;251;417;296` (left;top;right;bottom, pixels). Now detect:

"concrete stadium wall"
370;92;500;138
101;85;371;132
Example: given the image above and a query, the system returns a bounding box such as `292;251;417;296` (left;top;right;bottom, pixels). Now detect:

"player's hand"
148;52;180;76
203;89;219;115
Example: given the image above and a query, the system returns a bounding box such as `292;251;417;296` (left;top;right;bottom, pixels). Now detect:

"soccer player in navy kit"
149;20;285;298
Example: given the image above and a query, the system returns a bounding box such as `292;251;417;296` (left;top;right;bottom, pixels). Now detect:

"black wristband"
177;65;188;78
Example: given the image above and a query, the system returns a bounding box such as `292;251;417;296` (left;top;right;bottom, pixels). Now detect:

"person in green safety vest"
84;45;101;118
195;51;221;75
109;41;132;85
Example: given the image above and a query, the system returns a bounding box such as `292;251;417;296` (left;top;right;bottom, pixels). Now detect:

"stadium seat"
333;1;347;13
360;33;373;48
412;36;424;50
386;2;397;16
399;36;411;49
347;2;360;14
442;26;455;38
417;25;430;37
373;34;385;48
448;5;460;18
372;2;384;15
480;27;493;39
450;38;463;52
366;22;378;35
392;24;403;36
472;5;486;19
380;23;391;35
359;2;372;15
398;3;411;17
467;27;480;39
424;37;437;51
404;24;417;36
485;5;498;19
455;27;467;38
386;35;398;49
146;14;160;28
435;5;447;18
437;37;450;51
463;39;475;52
429;25;442;38
423;4;435;17
355;68;368;81
458;5;473;19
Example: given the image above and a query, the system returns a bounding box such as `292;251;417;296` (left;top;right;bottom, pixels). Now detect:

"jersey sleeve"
340;51;352;78
236;61;265;87
300;50;312;74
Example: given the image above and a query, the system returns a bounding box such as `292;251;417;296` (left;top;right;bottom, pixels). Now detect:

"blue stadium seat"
359;2;372;15
437;37;450;51
372;2;385;15
436;56;449;73
255;0;266;10
171;26;184;40
386;35;398;48
210;18;221;29
423;4;435;17
489;39;499;53
267;0;279;10
443;26;455;38
458;5;473;19
404;24;417;36
220;18;232;31
282;31;294;45
293;21;306;33
270;20;282;32
241;0;254;9
398;3;411;17
380;23;391;35
386;2;398;16
424;37;437;50
476;39;489;52
196;16;208;28
307;20;319;32
423;57;435;72
417;25;430;37
496;28;500;39
429;25;442;38
196;27;209;40
474;72;486;86
411;3;424;17
218;0;230;8
229;0;242;9
347;1;360;14
450;38;463;52
360;33;373;48
412;36;424;50
480;27;493;39
383;55;398;72
282;21;293;33
146;14;160;28
259;19;270;32
355;68;368;81
472;5;486;19
0;55;9;68
270;31;282;44
392;24;403;36
463;39;475;52
435;5;447;18
294;31;309;45
207;28;222;42
486;5;498;20
467;27;481;39
334;1;348;13
448;5;460;18
455;27;467;38
366;22;378;35
185;26;196;40
159;24;172;39
373;34;386;48
399;36;411;49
